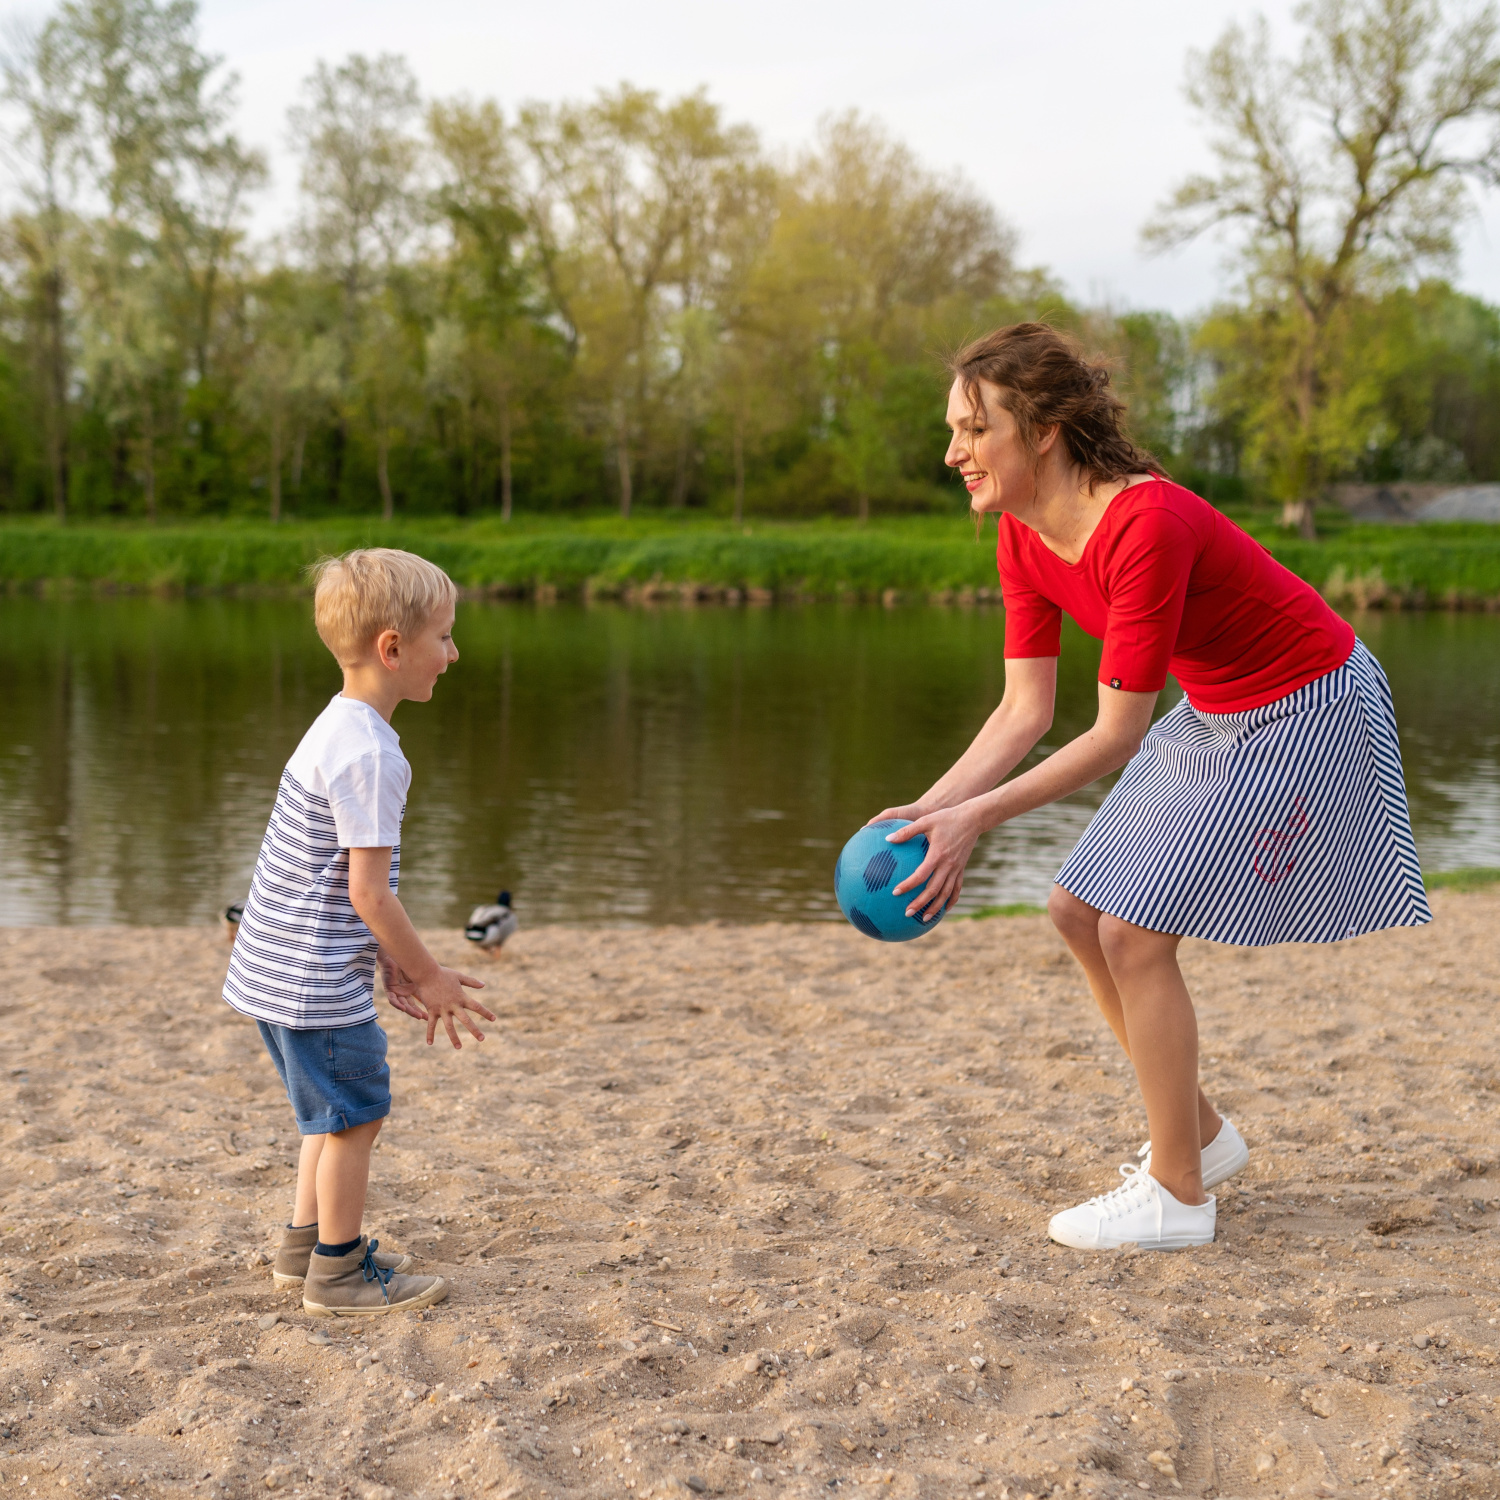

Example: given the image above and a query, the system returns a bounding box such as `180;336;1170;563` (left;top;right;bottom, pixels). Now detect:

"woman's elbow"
1024;710;1055;743
1103;726;1148;765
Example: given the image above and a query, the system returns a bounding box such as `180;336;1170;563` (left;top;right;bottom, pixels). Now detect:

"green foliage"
1424;867;1500;892
5;0;1500;527
1148;0;1500;522
7;513;1500;602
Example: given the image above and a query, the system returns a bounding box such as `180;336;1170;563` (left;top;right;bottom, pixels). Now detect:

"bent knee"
1047;884;1100;941
1097;913;1177;969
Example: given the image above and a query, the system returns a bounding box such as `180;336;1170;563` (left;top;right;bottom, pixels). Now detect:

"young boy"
224;548;496;1315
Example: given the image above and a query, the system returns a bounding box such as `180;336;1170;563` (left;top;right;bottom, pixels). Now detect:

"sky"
52;0;1500;313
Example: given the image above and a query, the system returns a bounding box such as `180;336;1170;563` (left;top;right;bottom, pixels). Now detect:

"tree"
743;113;1015;517
519;86;766;515
429;97;534;518
1;18;79;518
289;53;423;509
1147;0;1500;535
237;280;339;521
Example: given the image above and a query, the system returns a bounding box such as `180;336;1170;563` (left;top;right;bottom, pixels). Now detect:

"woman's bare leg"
1094;915;1206;1204
1048;886;1221;1178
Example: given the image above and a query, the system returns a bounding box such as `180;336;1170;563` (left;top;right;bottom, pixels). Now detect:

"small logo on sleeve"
1109;677;1122;689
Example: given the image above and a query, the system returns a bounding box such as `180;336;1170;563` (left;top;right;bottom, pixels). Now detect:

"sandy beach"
2;895;1498;1500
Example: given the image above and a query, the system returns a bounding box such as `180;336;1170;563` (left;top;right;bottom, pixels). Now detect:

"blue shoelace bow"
361;1239;395;1302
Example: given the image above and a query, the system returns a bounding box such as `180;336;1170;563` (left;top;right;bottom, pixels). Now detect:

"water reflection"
0;599;1493;926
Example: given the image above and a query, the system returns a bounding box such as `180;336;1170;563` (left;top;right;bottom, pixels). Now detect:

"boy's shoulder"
289;695;409;786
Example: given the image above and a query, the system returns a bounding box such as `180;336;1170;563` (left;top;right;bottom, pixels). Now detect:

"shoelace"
1119;1140;1152;1181
361;1239;395;1304
1082;1170;1156;1221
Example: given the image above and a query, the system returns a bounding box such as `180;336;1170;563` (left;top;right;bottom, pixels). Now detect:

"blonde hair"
310;549;457;665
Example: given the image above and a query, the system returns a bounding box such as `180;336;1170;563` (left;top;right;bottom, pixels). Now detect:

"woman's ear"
1034;423;1062;456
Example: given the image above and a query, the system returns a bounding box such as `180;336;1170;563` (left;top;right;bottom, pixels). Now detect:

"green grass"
957;903;1047;919
1424;867;1500;892
2;511;1500;604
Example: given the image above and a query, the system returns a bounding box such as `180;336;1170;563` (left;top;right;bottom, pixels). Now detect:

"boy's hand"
377;949;427;1022
407;967;495;1049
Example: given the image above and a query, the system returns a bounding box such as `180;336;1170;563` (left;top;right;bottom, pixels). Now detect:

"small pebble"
1412;1334;1431;1349
258;1313;280;1331
306;1330;332;1347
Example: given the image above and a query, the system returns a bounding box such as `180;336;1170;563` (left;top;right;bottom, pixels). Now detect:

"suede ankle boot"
303;1236;447;1317
272;1223;413;1289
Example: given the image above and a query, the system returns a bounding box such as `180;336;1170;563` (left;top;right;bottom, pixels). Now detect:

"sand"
2;895;1499;1500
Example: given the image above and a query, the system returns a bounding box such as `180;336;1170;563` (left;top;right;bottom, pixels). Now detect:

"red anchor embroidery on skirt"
1253;796;1310;884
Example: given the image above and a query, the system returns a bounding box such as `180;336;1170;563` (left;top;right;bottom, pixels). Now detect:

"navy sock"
289;1221;317;1230
313;1236;362;1258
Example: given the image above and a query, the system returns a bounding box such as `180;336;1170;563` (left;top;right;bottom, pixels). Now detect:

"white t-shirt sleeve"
324;749;409;848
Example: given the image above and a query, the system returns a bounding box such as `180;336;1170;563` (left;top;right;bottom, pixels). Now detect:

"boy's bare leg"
292;1135;324;1227
1048;885;1221;1149
312;1120;383;1244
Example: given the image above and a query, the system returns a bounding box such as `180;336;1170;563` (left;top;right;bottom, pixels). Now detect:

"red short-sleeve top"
997;478;1354;713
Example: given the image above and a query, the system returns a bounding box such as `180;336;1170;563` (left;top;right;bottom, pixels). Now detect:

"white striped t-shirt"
224;694;410;1029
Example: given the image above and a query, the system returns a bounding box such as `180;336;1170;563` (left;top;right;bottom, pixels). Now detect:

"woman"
876;323;1431;1251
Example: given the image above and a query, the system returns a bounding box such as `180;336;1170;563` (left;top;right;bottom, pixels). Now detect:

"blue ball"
834;819;944;942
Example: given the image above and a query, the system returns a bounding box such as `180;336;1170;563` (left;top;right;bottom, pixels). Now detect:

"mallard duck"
465;890;518;953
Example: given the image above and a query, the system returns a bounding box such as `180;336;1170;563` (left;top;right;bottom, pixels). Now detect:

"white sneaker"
1048;1170;1216;1251
1134;1116;1249;1190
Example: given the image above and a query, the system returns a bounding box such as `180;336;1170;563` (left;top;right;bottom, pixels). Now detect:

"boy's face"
387;603;459;703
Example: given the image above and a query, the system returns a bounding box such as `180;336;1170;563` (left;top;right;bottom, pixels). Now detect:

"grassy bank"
3;513;1500;605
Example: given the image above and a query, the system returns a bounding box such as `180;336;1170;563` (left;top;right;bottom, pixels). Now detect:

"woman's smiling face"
943;377;1036;516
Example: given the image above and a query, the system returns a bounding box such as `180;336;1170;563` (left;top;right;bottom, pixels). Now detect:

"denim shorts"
256;1019;392;1135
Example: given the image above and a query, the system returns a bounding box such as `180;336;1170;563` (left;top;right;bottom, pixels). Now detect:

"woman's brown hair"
948;322;1165;488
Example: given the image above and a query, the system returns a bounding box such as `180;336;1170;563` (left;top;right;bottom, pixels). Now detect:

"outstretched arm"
888;677;1160;920
872;656;1059;822
349;847;497;1048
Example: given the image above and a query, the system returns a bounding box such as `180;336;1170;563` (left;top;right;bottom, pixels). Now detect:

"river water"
0;598;1495;927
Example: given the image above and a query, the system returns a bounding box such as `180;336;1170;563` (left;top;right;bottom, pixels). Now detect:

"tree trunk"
141;416;157;523
732;409;745;527
615;404;632;519
290;427;306;495
42;262;68;521
858;491;869;524
330;416;347;501
1281;498;1316;539
377;431;393;521
670;426;689;508
269;413;283;524
499;388;513;523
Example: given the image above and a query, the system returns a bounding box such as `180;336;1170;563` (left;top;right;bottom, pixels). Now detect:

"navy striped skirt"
1054;641;1433;945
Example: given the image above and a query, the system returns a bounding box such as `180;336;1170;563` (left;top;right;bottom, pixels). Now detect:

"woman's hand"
886;801;985;922
866;802;928;825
